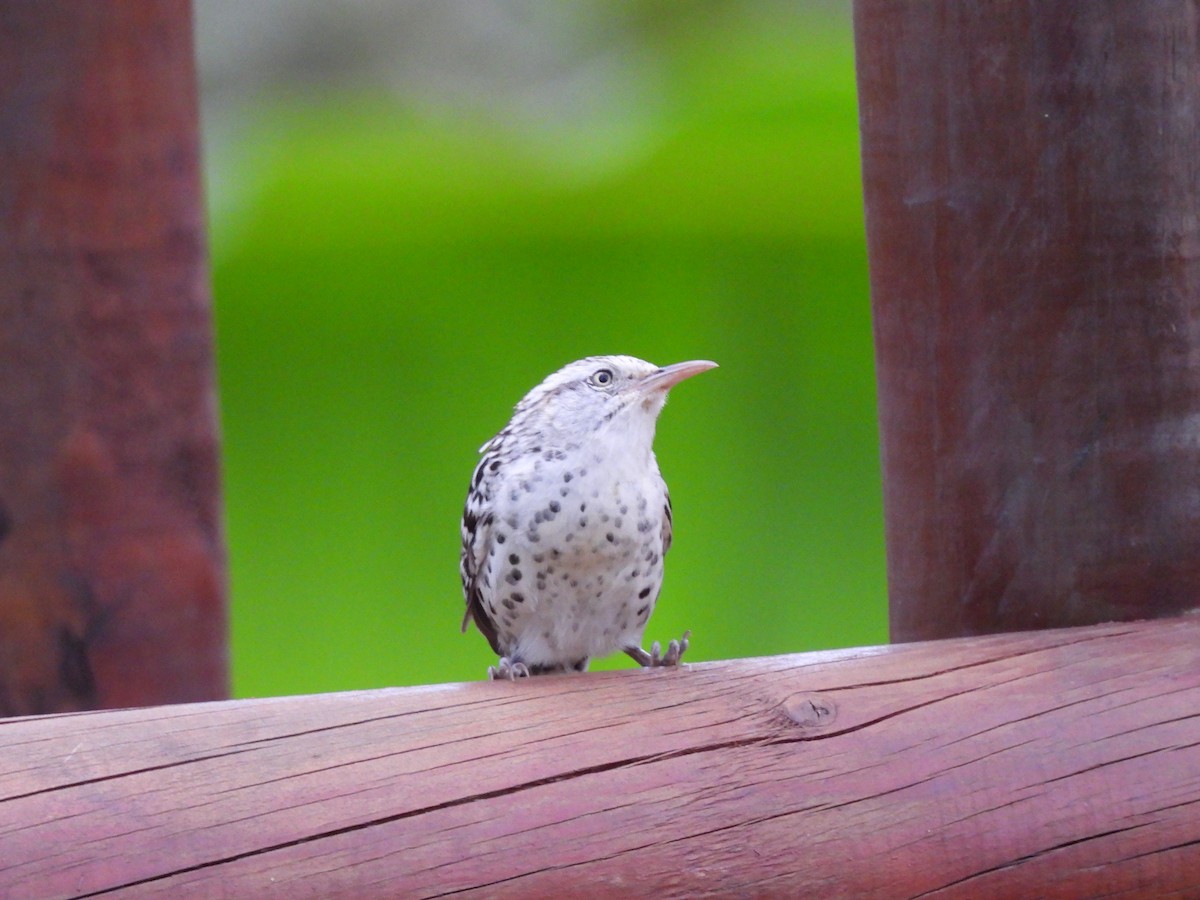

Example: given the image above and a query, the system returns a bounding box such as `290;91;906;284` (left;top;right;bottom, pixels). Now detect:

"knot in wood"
782;693;837;729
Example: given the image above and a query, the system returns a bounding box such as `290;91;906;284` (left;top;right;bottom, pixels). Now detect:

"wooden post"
0;1;226;714
855;2;1200;640
1;619;1198;896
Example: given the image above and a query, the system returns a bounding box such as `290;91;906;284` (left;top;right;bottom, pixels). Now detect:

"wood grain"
3;617;1199;897
856;0;1200;640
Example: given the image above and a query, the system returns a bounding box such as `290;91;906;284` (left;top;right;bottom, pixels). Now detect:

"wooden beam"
0;1;226;713
856;1;1200;640
2;617;1197;895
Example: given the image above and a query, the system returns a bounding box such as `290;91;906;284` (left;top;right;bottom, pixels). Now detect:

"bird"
460;355;717;680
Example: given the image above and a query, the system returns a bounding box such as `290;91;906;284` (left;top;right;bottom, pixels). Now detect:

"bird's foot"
651;629;691;666
488;657;531;681
626;629;691;668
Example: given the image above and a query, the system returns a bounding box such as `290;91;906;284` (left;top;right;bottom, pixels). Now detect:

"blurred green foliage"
210;6;885;698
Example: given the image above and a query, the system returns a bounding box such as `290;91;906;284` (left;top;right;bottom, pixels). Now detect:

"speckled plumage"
460;355;716;679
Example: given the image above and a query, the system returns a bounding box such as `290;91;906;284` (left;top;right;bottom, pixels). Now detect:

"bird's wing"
662;490;674;555
460;452;502;654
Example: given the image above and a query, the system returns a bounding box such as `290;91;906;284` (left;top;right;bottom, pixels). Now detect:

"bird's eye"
590;368;614;387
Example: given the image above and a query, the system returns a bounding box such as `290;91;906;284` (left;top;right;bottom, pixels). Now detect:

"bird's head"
501;355;717;454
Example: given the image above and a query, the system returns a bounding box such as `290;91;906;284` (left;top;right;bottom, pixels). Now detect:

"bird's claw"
488;657;531;681
647;629;691;667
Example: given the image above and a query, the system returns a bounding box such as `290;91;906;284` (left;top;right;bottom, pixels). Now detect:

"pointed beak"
635;359;719;394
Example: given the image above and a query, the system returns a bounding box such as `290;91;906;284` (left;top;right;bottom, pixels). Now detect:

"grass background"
202;4;886;697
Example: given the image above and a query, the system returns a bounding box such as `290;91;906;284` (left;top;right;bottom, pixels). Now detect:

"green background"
206;5;886;698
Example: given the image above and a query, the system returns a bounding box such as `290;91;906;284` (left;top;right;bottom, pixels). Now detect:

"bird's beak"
636;360;719;394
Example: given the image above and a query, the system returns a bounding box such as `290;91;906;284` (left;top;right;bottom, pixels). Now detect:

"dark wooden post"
0;1;227;714
855;2;1200;641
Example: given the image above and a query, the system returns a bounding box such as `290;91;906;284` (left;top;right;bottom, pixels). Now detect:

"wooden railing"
4;617;1199;895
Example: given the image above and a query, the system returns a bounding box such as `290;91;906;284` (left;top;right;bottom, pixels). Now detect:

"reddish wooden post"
0;1;227;714
855;2;1200;641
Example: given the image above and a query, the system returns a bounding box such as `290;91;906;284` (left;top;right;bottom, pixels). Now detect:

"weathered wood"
856;1;1200;640
2;617;1198;897
0;1;226;714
